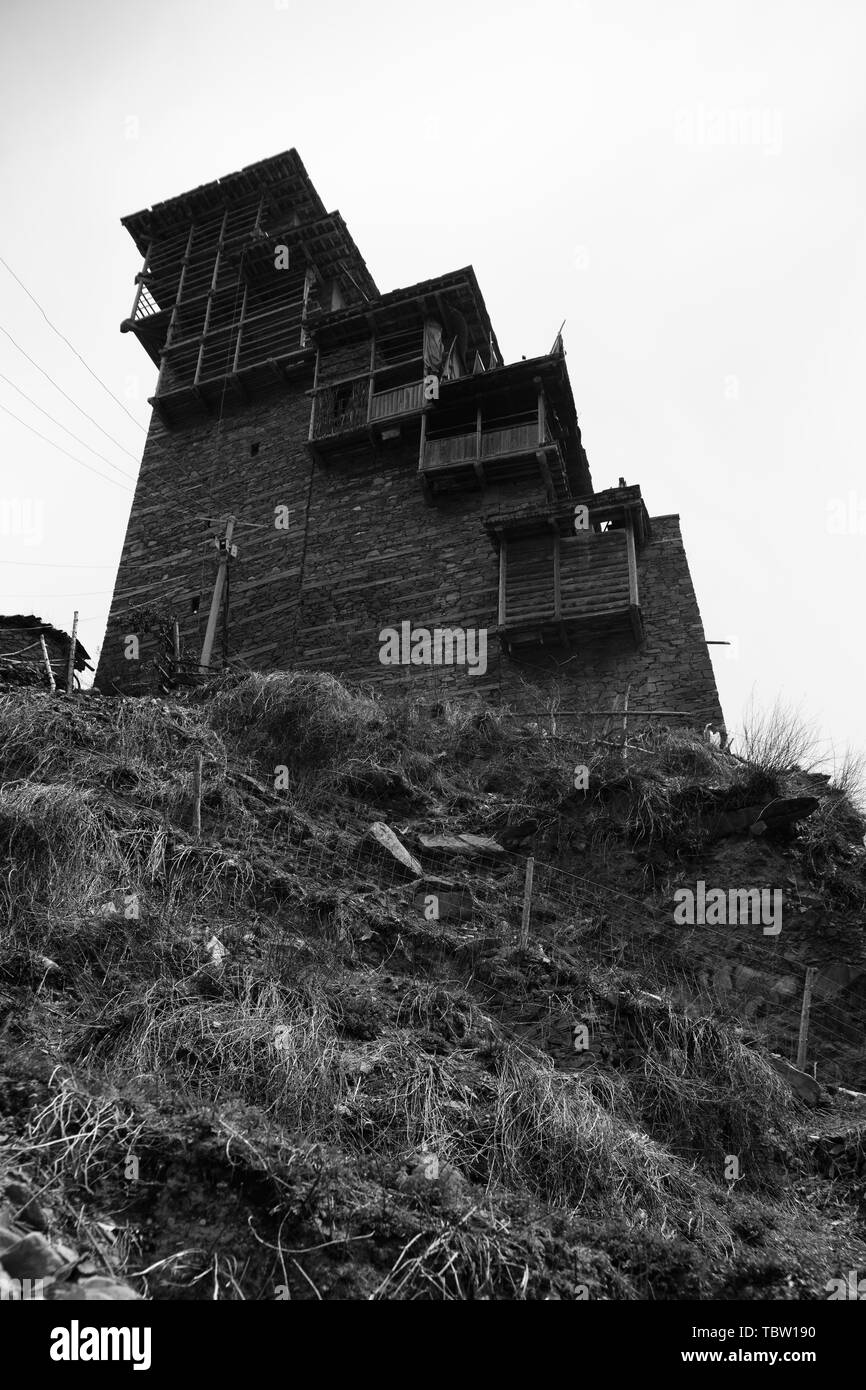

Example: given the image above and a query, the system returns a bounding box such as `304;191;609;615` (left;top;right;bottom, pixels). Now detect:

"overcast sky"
1;0;863;766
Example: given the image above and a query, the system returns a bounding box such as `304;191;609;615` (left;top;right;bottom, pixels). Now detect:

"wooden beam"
194;209;228;388
231;281;248;375
155;224;195;398
797;967;818;1071
366;330;376;424
192;752;203;839
66;611;78;695
418;407;428;474
535;378;546;445
498;538;507;627
299;265;313;347
128;241;152;322
519;856;534;947
39;634;56;692
625;515;639;607
553;531;562;619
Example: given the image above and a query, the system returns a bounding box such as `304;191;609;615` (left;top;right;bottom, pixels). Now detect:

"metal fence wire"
258;827;866;1089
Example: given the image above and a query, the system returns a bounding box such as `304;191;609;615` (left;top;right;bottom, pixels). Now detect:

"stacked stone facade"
96;153;724;733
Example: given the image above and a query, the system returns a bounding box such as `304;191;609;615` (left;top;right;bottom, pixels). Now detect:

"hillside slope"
1;674;865;1301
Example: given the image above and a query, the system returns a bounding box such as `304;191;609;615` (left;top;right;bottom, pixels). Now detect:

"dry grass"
0;679;859;1299
737;695;824;777
622;1002;798;1172
209;671;384;770
0;782;125;919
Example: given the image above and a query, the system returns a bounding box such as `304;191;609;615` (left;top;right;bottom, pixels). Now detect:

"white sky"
1;0;864;765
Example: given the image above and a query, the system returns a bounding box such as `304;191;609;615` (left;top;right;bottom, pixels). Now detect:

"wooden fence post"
192;752;203;839
39;635;56;692
519;856;534;948
65;611;79;695
796;966;818;1071
622;682;631;766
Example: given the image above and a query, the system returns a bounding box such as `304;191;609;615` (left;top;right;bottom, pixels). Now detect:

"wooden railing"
423;420;541;471
311;375;424;441
370;380;424;421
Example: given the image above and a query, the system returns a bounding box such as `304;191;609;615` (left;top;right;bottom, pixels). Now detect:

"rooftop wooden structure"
120;151;377;424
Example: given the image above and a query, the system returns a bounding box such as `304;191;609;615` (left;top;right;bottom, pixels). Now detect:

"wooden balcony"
419;419;571;502
309;374;424;451
495;520;644;651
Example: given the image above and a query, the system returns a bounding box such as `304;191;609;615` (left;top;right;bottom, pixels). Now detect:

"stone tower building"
96;150;724;732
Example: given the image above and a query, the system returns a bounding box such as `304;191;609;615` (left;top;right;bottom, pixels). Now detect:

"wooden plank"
519;856;534;947
194;209;228;387
231;282;248;375
498;538;507;627
418;407;427;475
797;967;818;1070
155;224;195;397
66;611;78;695
39;635;56;692
366;330;376;423
192;753;203;839
553;532;561;619
626;516;639;606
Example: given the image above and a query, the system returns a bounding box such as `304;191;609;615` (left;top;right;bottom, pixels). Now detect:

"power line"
0;590;113;598
0;254;147;433
0;325;141;463
0;371;137;481
0;560;114;569
0;402;134;492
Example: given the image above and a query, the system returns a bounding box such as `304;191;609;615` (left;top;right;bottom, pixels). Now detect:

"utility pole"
199;516;237;670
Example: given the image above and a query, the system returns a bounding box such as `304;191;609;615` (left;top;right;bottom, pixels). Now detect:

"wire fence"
249;820;866;1090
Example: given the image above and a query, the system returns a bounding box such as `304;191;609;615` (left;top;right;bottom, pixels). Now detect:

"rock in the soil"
398;1150;470;1208
205;934;226;968
365;821;422;876
47;1275;140;1300
0;1231;69;1281
767;1054;821;1104
4;1181;47;1231
418;831;506;858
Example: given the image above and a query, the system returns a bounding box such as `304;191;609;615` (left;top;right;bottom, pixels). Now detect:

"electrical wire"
0;590;114;598
0;560;115;568
0;254;147;432
0;371;137;481
0;402;135;492
0;325;140;463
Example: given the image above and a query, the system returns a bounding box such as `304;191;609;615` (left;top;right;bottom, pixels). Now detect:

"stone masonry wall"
96;379;724;732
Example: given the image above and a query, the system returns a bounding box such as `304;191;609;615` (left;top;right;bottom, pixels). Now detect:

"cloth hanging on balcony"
423;319;444;375
442;336;459;380
448;305;469;366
